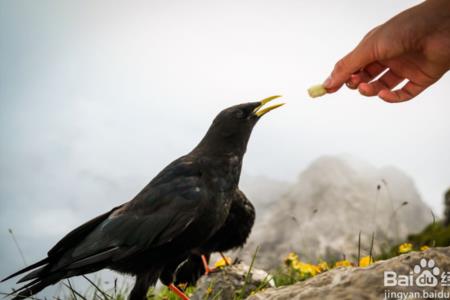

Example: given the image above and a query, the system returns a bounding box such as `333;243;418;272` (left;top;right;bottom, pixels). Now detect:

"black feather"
1;258;48;283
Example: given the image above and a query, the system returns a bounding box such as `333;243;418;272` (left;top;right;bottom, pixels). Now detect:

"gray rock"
248;247;450;300
191;263;274;300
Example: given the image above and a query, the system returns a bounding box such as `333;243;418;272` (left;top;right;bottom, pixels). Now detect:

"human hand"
324;0;450;103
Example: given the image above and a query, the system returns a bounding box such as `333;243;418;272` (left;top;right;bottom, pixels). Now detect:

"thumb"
324;38;376;93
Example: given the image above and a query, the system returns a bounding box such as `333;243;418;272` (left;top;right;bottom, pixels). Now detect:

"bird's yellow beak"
253;95;285;117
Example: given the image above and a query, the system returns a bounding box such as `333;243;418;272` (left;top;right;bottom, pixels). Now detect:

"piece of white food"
308;84;327;98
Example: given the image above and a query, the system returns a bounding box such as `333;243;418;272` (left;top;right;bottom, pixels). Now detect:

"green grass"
377;221;450;260
147;286;196;300
271;266;312;287
62;282;196;300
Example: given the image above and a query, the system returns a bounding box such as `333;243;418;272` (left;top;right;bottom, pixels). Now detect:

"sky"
0;0;449;296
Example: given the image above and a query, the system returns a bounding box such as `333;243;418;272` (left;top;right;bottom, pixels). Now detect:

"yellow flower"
300;263;320;276
334;260;352;268
284;252;299;266
420;245;430;251
291;260;301;271
359;256;374;267
285;252;299;261
317;261;329;272
398;243;413;253
292;261;321;276
206;287;213;295
284;252;327;276
214;256;232;268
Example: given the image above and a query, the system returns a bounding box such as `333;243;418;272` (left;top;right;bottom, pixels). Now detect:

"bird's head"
194;95;284;156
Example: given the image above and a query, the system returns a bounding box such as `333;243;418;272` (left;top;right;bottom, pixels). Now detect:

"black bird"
1;96;284;300
171;189;255;286
201;189;255;259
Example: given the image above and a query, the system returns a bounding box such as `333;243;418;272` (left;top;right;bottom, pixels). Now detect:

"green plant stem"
82;275;112;300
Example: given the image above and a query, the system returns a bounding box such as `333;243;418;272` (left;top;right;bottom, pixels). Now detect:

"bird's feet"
201;255;216;275
168;283;190;300
201;253;232;275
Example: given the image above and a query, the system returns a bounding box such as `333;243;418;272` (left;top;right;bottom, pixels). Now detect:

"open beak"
253;95;285;117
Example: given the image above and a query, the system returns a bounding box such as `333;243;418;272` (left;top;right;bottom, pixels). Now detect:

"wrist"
426;0;450;12
423;0;450;68
411;0;450;47
423;0;450;21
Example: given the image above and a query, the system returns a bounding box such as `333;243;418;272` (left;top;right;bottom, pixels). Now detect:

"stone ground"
192;247;450;300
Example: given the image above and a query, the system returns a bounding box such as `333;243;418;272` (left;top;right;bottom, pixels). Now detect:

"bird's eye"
235;110;244;119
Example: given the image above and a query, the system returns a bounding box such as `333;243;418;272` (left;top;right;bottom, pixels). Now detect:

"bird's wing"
9;157;207;283
48;206;122;257
52;159;207;271
72;190;199;256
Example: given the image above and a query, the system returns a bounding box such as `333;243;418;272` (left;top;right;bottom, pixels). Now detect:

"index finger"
324;37;377;93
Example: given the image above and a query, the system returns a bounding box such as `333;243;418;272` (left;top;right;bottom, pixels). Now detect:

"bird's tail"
2;258;66;300
7;274;61;300
1;258;49;283
2;208;118;300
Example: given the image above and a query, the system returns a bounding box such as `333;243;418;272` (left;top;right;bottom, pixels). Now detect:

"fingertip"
325;63;352;91
325;84;343;94
326;76;347;92
358;82;373;96
329;44;375;91
323;76;334;89
378;90;399;103
322;76;342;93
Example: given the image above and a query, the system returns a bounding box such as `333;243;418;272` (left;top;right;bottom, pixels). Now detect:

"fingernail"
323;76;333;88
346;75;358;89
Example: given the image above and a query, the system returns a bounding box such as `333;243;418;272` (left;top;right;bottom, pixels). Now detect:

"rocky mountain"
240;175;291;212
238;156;432;269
